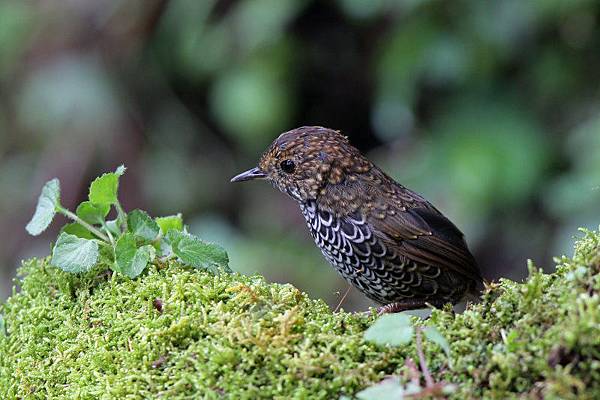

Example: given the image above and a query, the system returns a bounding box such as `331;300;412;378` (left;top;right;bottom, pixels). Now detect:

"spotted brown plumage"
231;126;483;313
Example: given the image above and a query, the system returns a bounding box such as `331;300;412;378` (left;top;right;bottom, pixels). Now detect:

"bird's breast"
298;200;428;304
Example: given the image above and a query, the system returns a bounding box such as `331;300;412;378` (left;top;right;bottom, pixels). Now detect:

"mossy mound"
1;229;599;399
0;260;400;399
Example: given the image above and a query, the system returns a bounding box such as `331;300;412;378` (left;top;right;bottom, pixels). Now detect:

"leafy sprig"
26;166;230;278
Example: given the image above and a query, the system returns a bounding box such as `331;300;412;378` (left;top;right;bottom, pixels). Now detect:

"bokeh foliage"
0;0;599;309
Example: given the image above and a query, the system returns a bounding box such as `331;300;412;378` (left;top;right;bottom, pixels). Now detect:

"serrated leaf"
356;378;405;400
364;313;414;346
423;326;452;364
128;210;160;242
76;201;110;225
114;234;154;278
51;232;99;273
61;223;95;239
88;166;124;205
155;214;183;235
166;229;184;248
26;178;61;236
167;230;230;273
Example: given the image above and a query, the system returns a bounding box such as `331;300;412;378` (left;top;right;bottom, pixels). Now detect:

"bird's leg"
376;299;444;315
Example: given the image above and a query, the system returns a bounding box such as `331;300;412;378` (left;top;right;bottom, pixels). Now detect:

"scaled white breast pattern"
299;200;444;304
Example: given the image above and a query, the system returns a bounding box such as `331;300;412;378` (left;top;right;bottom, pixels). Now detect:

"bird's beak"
230;167;267;183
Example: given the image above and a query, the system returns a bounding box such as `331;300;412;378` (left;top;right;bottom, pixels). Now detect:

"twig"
333;284;352;313
405;358;421;387
415;327;434;388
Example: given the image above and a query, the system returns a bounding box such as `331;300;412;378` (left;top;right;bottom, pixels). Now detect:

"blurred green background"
1;0;599;311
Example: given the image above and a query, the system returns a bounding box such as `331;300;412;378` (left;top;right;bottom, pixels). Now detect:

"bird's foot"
360;300;447;317
375;299;440;315
376;303;418;315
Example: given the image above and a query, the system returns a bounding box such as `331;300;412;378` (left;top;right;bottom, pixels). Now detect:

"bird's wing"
322;168;482;285
368;198;482;284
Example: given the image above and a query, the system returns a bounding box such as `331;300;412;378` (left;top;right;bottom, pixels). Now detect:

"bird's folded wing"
372;207;482;283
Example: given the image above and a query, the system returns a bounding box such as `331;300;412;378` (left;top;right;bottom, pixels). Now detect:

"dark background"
1;0;599;311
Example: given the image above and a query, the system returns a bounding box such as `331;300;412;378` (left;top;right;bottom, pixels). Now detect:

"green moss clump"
0;260;401;399
1;228;599;399
429;228;600;399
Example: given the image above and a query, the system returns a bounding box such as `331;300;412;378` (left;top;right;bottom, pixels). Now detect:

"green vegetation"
25;167;229;279
1;228;599;399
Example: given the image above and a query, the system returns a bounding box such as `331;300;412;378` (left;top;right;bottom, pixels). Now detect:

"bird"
231;126;483;313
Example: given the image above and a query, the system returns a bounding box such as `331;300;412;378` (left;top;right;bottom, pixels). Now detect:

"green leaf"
0;314;5;336
114;234;154;278
155;214;183;235
128;210;160;242
127;245;155;279
105;219;121;236
158;237;172;257
356;378;405;400
364;313;414;346
26;178;61;236
423;326;452;364
51;232;99;273
76;201;110;225
88;166;125;205
114;233;136;274
61;223;95;239
167;230;230;273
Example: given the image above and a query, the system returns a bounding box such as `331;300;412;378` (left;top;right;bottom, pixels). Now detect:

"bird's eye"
280;159;295;173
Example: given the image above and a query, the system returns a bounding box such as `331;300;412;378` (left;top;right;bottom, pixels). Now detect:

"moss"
1;228;599;399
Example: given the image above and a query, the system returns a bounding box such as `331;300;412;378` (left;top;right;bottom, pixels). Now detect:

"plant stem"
95;240;112;248
57;206;109;242
115;200;128;232
101;221;115;246
415;327;434;388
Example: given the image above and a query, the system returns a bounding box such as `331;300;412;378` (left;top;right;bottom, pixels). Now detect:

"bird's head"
231;126;371;202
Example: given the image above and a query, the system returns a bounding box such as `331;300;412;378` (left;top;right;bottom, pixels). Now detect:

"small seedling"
26;166;230;278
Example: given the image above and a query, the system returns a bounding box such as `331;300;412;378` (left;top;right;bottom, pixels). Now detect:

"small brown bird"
231;126;482;313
